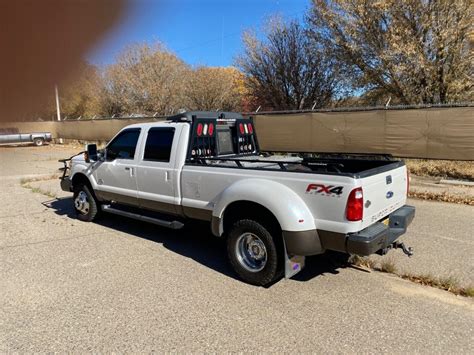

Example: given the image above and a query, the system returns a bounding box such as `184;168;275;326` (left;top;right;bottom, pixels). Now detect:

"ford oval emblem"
386;191;394;199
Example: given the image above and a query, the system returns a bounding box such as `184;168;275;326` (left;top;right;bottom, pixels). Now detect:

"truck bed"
190;154;405;178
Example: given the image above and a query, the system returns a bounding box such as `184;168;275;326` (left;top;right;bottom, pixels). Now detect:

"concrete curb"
439;179;474;186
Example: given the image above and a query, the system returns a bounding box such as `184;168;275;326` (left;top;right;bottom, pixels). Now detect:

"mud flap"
283;243;305;279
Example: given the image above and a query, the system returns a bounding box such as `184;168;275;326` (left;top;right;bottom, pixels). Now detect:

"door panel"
93;128;141;206
94;159;138;205
136;127;179;214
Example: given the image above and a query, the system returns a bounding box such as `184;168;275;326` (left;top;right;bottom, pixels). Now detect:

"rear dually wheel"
227;219;282;286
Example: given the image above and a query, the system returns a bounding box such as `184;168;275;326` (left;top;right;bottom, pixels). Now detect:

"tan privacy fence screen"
253;107;474;160
1;107;473;160
0;118;157;141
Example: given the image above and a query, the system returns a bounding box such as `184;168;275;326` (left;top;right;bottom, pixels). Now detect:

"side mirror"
85;144;98;162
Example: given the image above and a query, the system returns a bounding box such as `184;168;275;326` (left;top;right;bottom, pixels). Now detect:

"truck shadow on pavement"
45;197;347;284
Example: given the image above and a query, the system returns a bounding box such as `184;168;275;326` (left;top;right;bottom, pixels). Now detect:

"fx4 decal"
306;184;343;196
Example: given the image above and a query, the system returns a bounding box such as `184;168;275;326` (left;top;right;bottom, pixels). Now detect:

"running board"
101;205;184;229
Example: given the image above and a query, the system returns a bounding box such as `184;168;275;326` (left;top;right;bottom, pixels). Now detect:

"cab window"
106;128;141;160
143;128;175;162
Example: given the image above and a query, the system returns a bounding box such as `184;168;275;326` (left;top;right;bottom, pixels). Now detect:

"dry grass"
399;274;473;297
349;256;473;298
405;159;474;181
20;174;61;185
350;255;377;269
22;183;57;199
379;259;397;273
464;287;474;298
20;175;59;199
408;190;474;206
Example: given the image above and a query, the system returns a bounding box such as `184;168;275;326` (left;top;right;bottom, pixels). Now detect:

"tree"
29;62;104;121
237;18;339;111
59;62;104;118
184;66;243;111
308;0;473;105
104;42;189;115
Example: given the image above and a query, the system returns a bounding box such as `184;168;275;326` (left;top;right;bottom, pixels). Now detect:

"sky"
88;0;310;68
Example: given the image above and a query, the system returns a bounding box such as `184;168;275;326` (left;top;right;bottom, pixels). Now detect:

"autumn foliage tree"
59;62;104;118
184;66;243;111
103;43;190;116
34;62;104;120
307;0;473;105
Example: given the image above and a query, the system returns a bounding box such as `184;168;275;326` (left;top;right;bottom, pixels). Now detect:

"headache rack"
168;110;244;123
172;111;260;161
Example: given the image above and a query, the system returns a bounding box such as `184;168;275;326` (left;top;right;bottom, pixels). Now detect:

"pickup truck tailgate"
360;165;408;228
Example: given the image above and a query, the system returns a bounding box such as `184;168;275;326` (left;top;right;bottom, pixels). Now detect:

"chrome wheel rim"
235;232;267;272
74;191;90;215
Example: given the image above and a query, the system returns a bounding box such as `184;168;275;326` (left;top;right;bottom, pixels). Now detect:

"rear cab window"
143;127;175;162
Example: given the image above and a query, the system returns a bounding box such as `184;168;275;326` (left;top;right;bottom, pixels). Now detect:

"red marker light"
208;123;214;136
197;123;203;136
239;123;245;134
247;123;253;134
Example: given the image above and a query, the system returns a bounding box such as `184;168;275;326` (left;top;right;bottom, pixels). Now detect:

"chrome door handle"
125;167;134;177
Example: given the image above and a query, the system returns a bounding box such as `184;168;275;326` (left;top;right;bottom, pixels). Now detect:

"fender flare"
70;163;98;190
30;134;45;140
212;178;315;236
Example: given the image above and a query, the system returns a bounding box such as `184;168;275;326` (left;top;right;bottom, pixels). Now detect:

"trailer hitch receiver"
377;241;414;257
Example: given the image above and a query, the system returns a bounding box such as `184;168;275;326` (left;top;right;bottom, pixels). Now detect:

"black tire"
227;219;282;286
73;184;99;222
33;138;44;146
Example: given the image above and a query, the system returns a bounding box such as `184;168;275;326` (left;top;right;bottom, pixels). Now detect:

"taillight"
346;187;363;221
208;123;214;136
406;169;410;195
196;123;203;136
247;123;253;134
239;123;245;134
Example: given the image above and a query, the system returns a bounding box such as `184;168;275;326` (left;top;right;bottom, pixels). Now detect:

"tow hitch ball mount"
378;241;414;257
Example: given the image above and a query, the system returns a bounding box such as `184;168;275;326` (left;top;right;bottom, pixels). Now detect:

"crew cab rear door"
136;126;181;214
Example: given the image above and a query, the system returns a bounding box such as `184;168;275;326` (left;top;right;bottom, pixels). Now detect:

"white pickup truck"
60;111;415;285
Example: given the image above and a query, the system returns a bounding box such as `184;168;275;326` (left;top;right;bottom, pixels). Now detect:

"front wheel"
73;184;99;222
227;219;282;286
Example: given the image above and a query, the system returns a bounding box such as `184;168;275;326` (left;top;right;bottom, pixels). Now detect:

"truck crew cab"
60;111;415;286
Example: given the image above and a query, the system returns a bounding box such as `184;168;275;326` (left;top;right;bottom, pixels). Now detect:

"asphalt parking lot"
1;145;473;353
